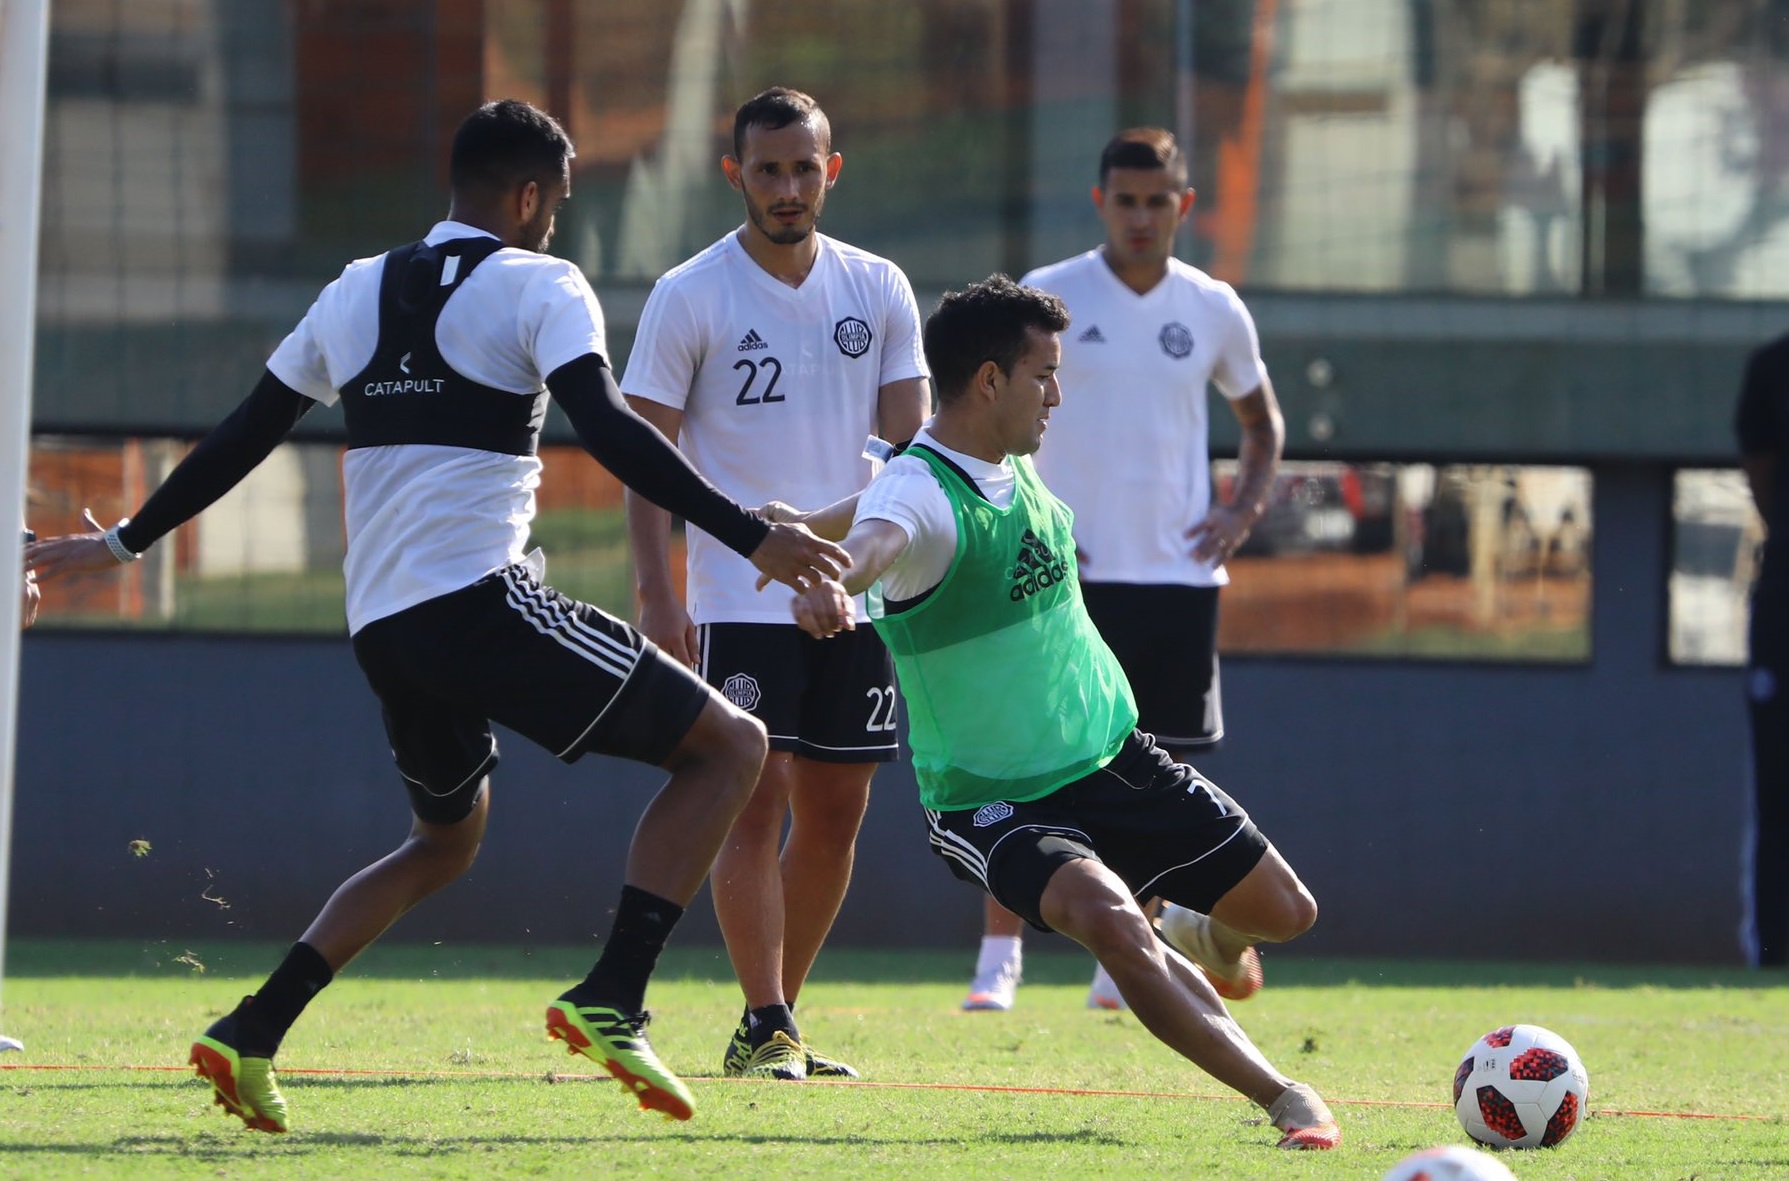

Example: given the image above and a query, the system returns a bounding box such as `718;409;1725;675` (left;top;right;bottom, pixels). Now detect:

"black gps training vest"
339;238;549;457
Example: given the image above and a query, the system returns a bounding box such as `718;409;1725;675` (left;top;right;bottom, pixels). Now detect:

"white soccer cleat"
962;962;1021;1011
1085;963;1127;1010
1159;903;1263;1001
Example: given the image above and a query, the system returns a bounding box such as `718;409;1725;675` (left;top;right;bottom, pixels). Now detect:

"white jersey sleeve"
855;456;958;603
1206;280;1268;401
877;266;929;388
266;258;382;405
619;276;703;410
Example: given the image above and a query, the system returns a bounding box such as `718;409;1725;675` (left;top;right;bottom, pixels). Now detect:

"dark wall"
9;466;1751;963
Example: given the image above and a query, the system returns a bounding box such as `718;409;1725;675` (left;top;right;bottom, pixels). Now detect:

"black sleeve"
115;371;317;554
545;354;770;557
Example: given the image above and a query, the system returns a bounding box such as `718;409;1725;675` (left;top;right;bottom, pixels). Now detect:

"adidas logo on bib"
1007;528;1069;601
737;329;769;351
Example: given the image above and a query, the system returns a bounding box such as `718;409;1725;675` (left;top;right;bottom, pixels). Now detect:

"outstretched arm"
25;371;315;579
788;518;911;639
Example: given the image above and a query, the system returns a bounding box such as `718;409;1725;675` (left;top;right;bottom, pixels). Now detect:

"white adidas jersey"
1023;250;1267;587
624;230;928;624
267;221;608;634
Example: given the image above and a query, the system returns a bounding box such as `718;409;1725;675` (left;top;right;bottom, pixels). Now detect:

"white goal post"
0;0;53;1053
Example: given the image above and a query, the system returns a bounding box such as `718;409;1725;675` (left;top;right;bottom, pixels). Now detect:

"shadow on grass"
9;939;1784;991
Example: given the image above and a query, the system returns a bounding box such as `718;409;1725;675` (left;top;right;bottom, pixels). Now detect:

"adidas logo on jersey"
737;329;769;352
1078;325;1107;343
1007;528;1069;602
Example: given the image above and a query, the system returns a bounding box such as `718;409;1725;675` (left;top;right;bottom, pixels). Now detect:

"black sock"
232;942;334;1057
746;1003;798;1047
571;885;685;1014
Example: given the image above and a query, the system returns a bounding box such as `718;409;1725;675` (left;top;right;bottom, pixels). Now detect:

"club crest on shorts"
834;316;873;358
972;801;1014;828
721;673;762;711
1158;321;1194;359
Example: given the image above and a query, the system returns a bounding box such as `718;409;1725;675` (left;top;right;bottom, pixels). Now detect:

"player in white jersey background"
962;128;1286;1014
623;88;930;1081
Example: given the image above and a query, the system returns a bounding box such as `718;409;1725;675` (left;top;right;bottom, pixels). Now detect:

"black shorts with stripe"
351;563;713;824
697;622;900;763
1081;582;1223;752
924;731;1268;933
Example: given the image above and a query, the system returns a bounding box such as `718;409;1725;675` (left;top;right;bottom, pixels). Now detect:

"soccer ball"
1381;1145;1519;1181
1454;1023;1589;1149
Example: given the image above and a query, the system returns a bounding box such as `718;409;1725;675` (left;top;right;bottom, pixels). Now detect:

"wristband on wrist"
103;520;141;564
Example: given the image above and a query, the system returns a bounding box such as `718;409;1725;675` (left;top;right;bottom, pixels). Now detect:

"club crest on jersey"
721;673;762;711
1159;322;1194;359
972;801;1014;828
834;316;873;358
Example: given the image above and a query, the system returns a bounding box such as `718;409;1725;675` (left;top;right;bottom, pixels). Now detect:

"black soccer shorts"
697;621;900;763
1080;582;1223;752
352;563;713;824
924;731;1267;932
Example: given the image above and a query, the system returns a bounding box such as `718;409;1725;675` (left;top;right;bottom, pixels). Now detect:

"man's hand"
758;500;805;525
749;521;851;593
23;520;121;581
1186;504;1253;566
21;570;39;628
635;586;699;669
791;577;856;639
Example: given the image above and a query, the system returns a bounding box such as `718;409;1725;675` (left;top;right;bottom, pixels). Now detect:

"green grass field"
1;940;1783;1179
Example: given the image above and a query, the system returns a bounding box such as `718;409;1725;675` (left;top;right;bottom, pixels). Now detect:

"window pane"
1215;461;1592;662
1669;468;1763;666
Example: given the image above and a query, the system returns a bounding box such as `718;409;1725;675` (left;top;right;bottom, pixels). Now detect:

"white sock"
974;935;1022;979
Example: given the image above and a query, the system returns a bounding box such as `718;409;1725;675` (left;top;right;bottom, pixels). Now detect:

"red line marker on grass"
0;1062;1771;1122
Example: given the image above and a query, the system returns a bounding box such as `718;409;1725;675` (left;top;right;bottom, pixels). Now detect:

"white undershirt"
854;426;1016;603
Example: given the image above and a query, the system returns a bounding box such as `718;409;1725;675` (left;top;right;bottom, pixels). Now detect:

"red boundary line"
0;1062;1773;1122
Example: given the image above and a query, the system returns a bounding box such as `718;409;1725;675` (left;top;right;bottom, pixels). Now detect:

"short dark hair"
924;275;1070;402
449;99;574;199
1098;127;1186;186
732;87;831;159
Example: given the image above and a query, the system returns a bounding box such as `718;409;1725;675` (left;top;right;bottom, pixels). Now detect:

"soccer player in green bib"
770;275;1340;1150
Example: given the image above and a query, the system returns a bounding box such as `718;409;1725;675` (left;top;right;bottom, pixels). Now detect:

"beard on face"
745;188;824;245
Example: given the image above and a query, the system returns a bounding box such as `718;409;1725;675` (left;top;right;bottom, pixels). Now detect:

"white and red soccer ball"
1382;1145;1520;1181
1453;1023;1589;1149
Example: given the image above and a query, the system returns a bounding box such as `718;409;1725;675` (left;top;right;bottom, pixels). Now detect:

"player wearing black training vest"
26;99;850;1131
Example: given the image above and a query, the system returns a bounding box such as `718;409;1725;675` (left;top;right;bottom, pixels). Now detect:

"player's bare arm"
790;517;908;639
622;395;699;665
1741;452;1775;529
759;492;863;541
877;377;930;449
1187;379;1285;564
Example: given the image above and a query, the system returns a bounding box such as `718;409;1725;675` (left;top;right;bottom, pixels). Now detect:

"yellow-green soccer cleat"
189;1019;289;1134
721;1015;752;1077
802;1043;860;1080
737;1029;807;1080
545;999;695;1121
